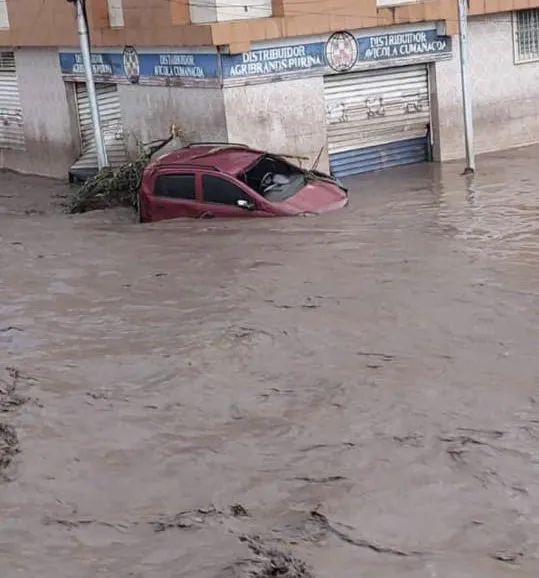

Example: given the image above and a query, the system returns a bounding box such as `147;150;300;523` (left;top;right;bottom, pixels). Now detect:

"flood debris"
0;422;20;475
230;504;250;518
392;433;424;447
356;351;395;362
150;503;253;532
150;506;219;532
42;515;131;532
0;367;30;412
264;296;324;310
293;475;347;484
236;535;314;578
456;427;505;439
309;510;418;557
0;326;23;333
490;549;524;564
68;133;177;214
439;429;507;465
299;442;356;453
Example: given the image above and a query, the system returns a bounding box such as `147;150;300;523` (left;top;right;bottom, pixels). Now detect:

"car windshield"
239;155;306;202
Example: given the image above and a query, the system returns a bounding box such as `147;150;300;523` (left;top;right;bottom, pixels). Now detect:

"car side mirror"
236;199;256;211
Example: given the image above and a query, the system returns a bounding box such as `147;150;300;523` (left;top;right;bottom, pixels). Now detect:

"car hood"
279;179;348;214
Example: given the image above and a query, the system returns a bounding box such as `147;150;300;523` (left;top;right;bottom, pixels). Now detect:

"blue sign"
357;29;451;62
58;29;452;84
221;43;325;78
59;50;219;80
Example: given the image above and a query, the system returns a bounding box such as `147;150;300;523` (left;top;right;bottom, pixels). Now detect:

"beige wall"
0;48;76;178
223;77;329;173
434;13;539;161
118;85;227;156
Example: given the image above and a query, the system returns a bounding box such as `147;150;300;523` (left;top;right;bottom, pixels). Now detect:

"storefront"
56;25;452;179
220;24;452;178
321;29;450;177
324;64;431;177
58;47;220;180
70;82;127;179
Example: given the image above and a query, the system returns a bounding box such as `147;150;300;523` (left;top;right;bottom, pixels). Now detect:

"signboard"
221;28;451;79
357;29;451;62
59;48;219;82
221;43;325;78
58;28;452;84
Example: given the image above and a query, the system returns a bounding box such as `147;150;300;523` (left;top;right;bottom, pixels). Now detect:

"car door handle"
200;211;215;219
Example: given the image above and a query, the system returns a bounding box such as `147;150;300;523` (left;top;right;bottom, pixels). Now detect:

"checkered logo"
123;45;140;84
325;31;358;73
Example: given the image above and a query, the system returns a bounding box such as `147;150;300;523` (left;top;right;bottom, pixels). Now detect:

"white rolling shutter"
0;51;25;150
71;82;127;173
324;64;430;177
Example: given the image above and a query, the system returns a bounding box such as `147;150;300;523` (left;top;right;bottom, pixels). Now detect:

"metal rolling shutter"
324;65;430;178
71;83;127;175
0;51;25;150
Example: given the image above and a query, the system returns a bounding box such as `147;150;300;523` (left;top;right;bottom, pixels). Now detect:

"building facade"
0;0;538;178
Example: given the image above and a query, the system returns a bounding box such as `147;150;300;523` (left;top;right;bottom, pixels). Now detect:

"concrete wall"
0;48;76;178
216;0;272;22
223;77;330;173
191;0;271;24
435;13;539;161
118;85;227;157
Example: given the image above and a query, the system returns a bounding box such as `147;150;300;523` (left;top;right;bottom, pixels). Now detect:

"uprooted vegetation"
68;134;176;215
235;535;314;578
0;366;30;412
0;366;33;479
0;423;19;476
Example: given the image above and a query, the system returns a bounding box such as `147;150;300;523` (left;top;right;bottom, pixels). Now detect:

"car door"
200;173;272;218
147;170;205;221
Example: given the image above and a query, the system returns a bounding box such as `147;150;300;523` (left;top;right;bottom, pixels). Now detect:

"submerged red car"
138;143;348;222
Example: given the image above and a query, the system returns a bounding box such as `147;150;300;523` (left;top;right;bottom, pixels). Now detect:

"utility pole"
457;0;475;174
70;0;108;169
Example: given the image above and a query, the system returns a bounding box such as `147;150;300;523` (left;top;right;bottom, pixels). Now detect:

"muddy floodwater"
1;146;538;578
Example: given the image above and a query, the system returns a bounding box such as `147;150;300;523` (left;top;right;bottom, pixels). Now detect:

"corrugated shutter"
71;82;127;173
324;65;430;177
0;51;25;150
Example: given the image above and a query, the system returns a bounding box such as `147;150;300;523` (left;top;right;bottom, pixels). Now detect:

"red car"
138;143;348;222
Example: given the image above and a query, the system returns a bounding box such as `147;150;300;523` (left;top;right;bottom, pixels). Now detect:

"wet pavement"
0;146;538;578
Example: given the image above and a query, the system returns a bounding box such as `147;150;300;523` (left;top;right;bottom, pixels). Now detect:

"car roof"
151;143;264;176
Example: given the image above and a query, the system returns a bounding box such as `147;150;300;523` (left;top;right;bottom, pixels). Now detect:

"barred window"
514;9;539;63
107;0;124;28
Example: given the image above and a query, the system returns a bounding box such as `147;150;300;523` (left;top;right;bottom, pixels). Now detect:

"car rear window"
154;174;196;200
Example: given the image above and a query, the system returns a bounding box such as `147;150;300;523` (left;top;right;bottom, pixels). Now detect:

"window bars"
515;9;539;63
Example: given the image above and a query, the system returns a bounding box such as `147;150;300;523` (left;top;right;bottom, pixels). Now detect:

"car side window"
154;173;196;200
202;175;250;206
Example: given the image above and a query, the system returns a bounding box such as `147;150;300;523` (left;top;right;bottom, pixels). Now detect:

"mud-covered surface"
0;148;538;577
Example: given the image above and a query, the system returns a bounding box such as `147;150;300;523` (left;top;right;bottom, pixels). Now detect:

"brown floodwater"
0;146;538;578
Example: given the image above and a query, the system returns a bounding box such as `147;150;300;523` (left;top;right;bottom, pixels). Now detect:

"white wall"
118;85;227;156
216;0;272;21
224;77;329;172
190;0;271;23
435;13;539;161
1;48;76;178
189;0;217;24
